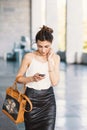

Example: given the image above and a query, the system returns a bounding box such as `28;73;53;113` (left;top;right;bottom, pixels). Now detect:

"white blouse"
25;58;51;90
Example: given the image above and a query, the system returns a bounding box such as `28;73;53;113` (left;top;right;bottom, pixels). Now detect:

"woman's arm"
16;53;46;84
47;49;60;86
16;53;34;84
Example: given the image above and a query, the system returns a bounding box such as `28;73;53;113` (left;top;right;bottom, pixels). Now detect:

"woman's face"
37;40;52;56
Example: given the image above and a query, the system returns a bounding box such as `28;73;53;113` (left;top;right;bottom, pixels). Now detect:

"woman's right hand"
32;73;45;82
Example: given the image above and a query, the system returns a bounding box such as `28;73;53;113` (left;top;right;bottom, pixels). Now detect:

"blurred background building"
0;0;87;64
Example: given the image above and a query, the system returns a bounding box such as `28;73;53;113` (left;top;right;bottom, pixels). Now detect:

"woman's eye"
38;45;42;48
45;46;49;48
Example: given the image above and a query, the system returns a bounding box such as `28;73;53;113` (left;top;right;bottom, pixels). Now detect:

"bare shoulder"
22;52;35;65
24;52;34;60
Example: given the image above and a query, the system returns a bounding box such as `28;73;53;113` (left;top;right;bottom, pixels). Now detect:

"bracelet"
49;70;53;72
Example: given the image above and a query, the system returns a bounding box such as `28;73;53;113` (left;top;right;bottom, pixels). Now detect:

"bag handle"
12;81;18;90
22;94;33;112
12;81;26;94
12;80;33;112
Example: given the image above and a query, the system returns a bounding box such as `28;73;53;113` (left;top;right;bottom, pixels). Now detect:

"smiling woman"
16;25;60;130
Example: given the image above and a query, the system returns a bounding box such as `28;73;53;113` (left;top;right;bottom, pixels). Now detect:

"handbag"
2;81;33;124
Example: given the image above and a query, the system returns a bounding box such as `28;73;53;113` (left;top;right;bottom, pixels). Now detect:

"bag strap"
22;94;33;112
12;81;26;94
12;81;33;112
12;81;18;90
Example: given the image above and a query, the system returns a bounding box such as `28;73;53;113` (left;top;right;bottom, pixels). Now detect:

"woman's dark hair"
35;25;53;43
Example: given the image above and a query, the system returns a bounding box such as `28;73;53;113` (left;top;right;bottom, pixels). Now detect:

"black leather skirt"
24;87;56;130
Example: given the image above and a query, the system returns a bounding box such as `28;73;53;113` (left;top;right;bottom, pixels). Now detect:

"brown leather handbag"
2;81;33;124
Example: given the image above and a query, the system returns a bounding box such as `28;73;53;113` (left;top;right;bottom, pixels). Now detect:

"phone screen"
39;74;45;77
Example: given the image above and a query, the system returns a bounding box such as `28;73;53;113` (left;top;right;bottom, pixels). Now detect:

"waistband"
25;86;53;94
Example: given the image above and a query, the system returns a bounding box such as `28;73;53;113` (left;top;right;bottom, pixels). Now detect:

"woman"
16;25;60;130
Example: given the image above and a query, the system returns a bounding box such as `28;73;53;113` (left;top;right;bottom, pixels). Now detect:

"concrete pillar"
45;0;58;52
31;0;58;52
31;0;46;42
66;0;83;63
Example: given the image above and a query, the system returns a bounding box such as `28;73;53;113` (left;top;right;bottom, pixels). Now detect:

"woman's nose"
42;48;45;52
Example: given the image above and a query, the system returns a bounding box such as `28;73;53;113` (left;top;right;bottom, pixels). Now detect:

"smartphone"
39;74;45;77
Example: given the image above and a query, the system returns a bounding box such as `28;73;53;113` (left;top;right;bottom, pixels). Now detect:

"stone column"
31;0;46;42
31;0;58;52
45;0;58;52
66;0;83;63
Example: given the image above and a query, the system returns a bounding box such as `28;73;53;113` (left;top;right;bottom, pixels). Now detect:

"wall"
0;0;30;58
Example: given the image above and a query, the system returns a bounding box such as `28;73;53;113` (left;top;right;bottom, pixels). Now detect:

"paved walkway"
0;59;87;130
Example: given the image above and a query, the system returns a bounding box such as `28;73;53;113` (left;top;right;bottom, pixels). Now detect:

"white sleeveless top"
25;58;51;90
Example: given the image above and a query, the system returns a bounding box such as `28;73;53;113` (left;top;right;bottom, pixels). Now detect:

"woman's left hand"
47;49;55;71
47;49;54;61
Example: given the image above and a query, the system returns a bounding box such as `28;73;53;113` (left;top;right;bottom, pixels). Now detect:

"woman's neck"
34;50;48;61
